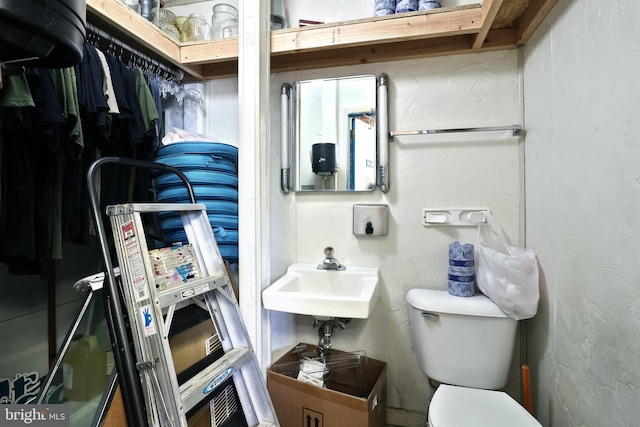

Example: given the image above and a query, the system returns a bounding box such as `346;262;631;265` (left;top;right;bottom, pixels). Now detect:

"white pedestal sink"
262;263;380;319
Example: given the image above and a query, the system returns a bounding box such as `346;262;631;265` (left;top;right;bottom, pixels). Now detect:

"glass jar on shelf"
174;15;188;38
182;13;213;42
151;7;176;26
212;3;239;39
140;0;157;20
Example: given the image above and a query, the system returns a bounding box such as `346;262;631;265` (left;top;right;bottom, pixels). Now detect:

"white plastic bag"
475;212;539;320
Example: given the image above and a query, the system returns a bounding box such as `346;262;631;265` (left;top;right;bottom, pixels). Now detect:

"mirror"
292;74;378;192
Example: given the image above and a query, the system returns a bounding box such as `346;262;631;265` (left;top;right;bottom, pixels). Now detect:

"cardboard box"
267;344;387;427
170;320;216;374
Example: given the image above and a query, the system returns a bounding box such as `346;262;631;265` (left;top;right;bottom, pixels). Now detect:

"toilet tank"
406;289;517;390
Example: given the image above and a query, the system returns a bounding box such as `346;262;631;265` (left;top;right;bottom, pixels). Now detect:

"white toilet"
406;288;542;427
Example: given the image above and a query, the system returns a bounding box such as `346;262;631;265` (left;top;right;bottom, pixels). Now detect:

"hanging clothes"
0;67;65;276
49;67;83;260
146;75;166;149
131;67;160;202
0;35;179;276
101;52;146;207
0;63;35;239
94;49;120;116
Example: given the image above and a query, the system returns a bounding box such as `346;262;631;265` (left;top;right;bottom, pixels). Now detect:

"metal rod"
86;23;183;82
280;83;292;194
87;159;148;427
378;73;390;193
390;124;522;138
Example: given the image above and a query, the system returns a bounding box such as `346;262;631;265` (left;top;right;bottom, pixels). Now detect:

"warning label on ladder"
140;305;157;337
121;220;149;302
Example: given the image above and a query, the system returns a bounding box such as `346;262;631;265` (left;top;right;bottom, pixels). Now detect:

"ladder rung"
106;202;207;215
156;274;228;309
179;347;252;414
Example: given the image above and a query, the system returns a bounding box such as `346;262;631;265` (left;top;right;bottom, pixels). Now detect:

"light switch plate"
353;204;389;236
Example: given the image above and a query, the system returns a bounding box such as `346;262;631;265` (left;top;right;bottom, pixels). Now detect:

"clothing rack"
86;23;184;83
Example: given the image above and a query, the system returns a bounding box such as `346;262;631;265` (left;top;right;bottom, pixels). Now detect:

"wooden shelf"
86;0;558;81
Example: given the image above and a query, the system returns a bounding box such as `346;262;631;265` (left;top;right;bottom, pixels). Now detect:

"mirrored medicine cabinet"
280;73;389;193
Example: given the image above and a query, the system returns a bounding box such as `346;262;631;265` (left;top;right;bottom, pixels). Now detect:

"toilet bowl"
428;384;541;427
406;289;542;427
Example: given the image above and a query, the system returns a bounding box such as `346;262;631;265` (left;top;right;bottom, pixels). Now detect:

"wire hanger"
85;23;183;83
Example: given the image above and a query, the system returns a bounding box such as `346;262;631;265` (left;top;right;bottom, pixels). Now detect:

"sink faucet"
318;246;346;271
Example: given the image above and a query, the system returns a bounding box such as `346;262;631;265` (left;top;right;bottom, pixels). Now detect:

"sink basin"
262;263;380;319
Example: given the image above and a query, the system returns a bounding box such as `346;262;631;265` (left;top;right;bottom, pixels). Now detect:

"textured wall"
267;50;522;414
523;0;640;426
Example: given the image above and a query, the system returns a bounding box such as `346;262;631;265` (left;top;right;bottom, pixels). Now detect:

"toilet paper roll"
419;0;441;10
449;241;474;262
396;0;418;13
448;241;475;297
448;277;475;297
374;0;397;16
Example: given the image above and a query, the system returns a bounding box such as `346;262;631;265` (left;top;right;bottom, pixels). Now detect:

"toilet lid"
429;385;542;427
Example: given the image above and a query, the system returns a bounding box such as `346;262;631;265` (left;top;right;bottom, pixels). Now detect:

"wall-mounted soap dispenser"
353;204;389;236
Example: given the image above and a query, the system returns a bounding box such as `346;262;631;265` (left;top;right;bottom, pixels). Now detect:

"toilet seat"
428;385;542;427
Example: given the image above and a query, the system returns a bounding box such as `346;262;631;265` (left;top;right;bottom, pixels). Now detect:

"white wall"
267;50;523;416
523;0;640;426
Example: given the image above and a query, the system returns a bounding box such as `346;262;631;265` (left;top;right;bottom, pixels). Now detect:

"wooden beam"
86;0;556;80
190;25;521;79
516;0;558;45
480;27;519;50
179;64;207;81
271;6;483;54
491;0;530;29
180;38;239;65
269;31;521;75
472;0;505;49
86;0;179;60
199;30;519;78
85;0;205;79
198;61;238;80
270;35;476;73
184;5;484;78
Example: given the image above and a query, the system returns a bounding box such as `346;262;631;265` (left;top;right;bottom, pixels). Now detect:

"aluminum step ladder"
88;157;278;427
